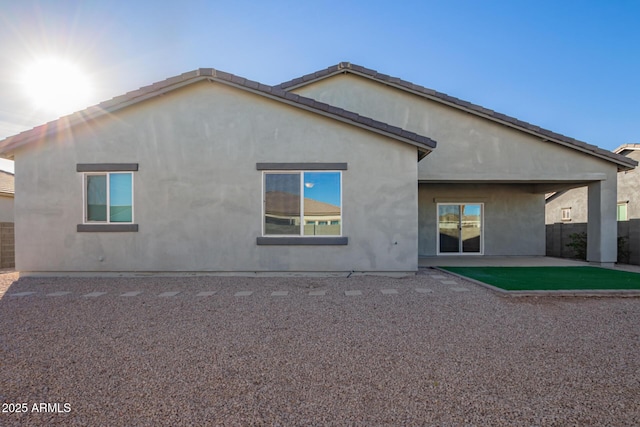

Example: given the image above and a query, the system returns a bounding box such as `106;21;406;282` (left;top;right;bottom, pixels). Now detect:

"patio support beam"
587;172;617;267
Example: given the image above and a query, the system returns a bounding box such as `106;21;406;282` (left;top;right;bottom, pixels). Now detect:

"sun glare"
21;57;93;116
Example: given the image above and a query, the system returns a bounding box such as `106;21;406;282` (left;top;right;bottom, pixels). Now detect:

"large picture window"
85;172;133;223
264;171;341;236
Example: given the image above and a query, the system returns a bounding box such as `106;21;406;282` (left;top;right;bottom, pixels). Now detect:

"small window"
617;202;628;221
561;208;571;221
85;172;133;223
264;171;341;236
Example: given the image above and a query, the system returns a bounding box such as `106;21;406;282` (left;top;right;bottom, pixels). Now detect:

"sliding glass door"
438;203;483;254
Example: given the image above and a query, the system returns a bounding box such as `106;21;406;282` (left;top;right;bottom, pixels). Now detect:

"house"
0;63;635;275
0;170;15;268
546;144;640;264
0;170;14;222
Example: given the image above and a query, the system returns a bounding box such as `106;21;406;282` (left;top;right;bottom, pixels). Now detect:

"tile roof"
0;170;15;195
276;62;637;171
614;143;640;155
0;68;436;159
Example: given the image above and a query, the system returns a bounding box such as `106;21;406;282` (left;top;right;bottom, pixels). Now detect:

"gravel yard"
1;270;639;426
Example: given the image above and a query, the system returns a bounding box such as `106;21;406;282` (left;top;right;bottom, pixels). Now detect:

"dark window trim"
256;162;347;171
77;224;139;232
257;237;348;246
77;163;139;172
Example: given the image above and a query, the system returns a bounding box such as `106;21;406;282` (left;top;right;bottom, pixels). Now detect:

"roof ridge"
276;63;636;169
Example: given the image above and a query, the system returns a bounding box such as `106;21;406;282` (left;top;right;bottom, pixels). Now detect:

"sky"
0;0;639;173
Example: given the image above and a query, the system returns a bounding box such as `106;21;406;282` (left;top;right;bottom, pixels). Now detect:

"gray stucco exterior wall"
419;184;545;256
294;74;618;260
293;74;616;184
13;81;419;273
618;150;640;218
547;150;640;224
546;187;589;224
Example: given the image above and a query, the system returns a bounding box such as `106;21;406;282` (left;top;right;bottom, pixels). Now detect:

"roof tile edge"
275;63;636;169
0;66;437;156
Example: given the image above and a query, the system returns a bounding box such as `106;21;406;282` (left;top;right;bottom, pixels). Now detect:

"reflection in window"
87;175;107;221
85;173;133;223
264;171;341;236
264;173;300;235
438;203;482;254
617;203;628;221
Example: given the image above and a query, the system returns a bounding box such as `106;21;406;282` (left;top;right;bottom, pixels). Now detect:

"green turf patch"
441;266;640;291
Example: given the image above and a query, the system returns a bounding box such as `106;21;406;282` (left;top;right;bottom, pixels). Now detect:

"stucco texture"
418;184;545;256
14;81;419;273
294;74;619;261
548;150;640;224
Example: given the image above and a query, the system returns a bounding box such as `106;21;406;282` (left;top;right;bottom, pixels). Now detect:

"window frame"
256;162;348;246
82;172;135;224
261;170;343;237
561;207;571;222
76;163;138;233
436;202;484;256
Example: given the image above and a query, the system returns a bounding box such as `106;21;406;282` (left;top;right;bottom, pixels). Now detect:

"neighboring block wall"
545;222;588;259
545;150;640;265
13;81;419;273
0;222;14;268
546;220;640;265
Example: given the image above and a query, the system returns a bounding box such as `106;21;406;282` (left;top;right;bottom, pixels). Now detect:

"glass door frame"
436;203;484;255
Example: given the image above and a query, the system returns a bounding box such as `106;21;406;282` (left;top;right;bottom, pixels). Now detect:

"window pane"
439;205;460;253
264;173;300;235
109;173;133;222
87;175;107;221
461;204;481;253
303;172;341;236
617;204;627;221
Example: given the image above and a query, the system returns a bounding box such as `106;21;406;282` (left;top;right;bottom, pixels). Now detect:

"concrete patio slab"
419;256;591;268
345;290;362;296
47;291;71;296
8;291;35;297
196;291;217;297
271;291;289;297
158;291;180;297
83;292;107;298
120;291;143;297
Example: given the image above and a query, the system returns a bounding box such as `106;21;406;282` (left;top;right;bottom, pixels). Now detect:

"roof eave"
0;73;215;159
0;67;436;161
